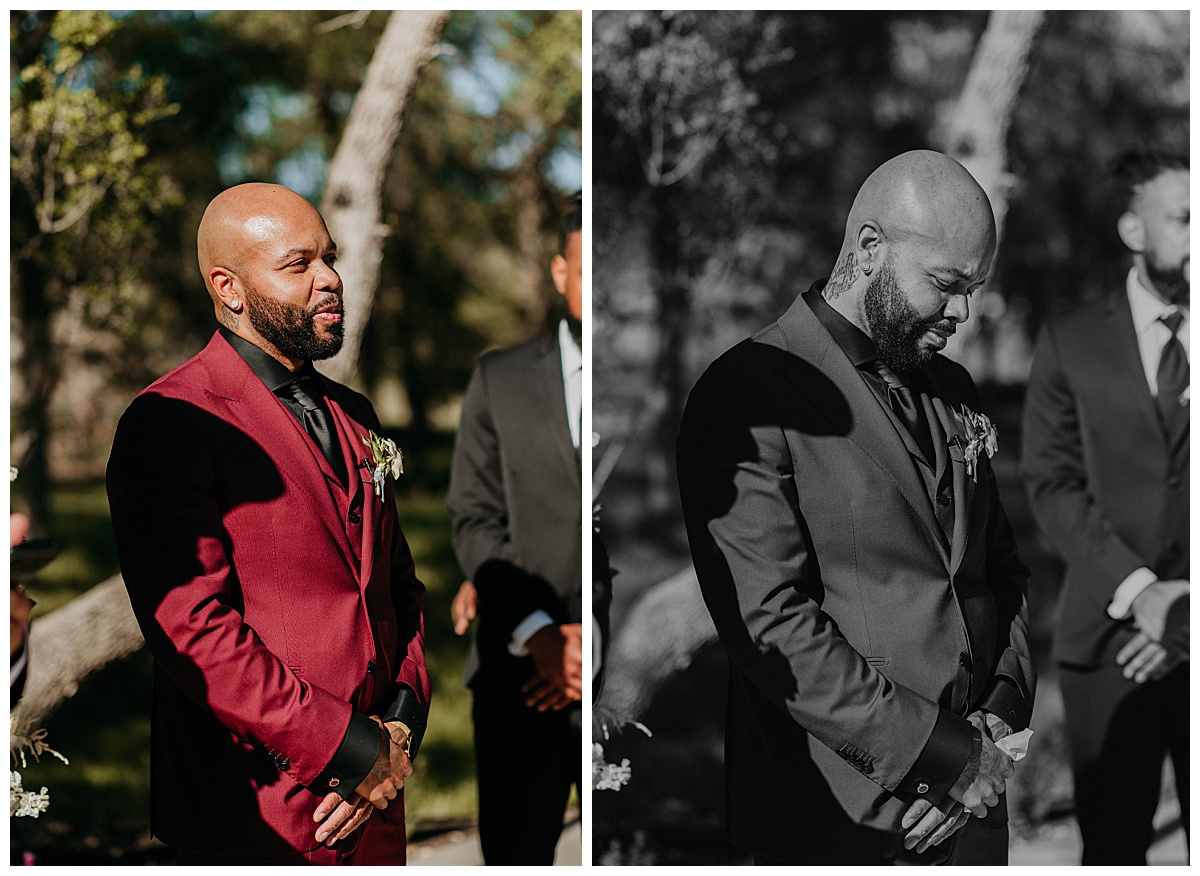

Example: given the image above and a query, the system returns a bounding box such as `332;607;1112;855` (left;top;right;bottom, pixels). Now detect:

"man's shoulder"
1040;295;1117;338
479;331;555;366
472;331;556;383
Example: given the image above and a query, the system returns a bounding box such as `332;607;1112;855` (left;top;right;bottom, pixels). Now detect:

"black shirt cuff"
897;709;977;801
981;677;1030;732
382;684;428;760
311;711;381;800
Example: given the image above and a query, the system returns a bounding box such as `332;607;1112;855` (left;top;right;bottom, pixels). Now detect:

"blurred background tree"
10;9;580;863
592;10;1188;864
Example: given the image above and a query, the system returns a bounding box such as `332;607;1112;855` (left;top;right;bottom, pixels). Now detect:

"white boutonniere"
361;430;403;498
950;405;998;482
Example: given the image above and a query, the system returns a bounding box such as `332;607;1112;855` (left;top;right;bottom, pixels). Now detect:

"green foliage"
11;11;182;305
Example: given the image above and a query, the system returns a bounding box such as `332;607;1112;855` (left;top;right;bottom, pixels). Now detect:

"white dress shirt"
1108;268;1190;619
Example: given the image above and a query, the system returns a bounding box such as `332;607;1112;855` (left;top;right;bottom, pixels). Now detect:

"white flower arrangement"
10;723;68;819
951;405;999;481
361;430;404;498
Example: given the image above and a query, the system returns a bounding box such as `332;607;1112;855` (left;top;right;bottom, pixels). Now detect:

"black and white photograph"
592;10;1188;866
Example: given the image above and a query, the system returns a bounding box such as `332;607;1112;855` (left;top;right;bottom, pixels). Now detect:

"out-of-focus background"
10;9;580;864
591;10;1187;865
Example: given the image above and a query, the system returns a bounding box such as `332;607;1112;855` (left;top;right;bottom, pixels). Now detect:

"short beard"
863;258;931;374
1144;258;1189;306
243;289;344;362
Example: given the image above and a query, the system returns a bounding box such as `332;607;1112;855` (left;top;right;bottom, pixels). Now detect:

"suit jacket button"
367;660;377;674
936;492;951;507
959;651;970;668
348;510;362;524
917;782;930;794
329;777;340;788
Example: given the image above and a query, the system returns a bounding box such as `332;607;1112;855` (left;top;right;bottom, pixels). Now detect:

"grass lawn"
13;474;479;863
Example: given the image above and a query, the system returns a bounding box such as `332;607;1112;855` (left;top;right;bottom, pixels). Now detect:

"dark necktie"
286;376;348;486
1156;311;1189;439
870;360;935;463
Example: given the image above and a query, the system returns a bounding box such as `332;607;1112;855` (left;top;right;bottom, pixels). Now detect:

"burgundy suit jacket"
107;332;430;858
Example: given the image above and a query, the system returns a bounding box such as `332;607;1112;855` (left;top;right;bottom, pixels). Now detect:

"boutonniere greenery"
361;430;403;499
950;405;998;482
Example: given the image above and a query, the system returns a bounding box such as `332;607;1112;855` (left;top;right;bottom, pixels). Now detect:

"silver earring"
861;263;872;275
230;300;240;310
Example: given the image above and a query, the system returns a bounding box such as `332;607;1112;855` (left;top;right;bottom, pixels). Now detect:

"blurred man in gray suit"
1022;150;1188;864
447;193;583;864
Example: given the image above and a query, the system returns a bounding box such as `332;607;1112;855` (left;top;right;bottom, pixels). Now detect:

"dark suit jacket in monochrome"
447;329;583;694
1021;291;1189;667
677;285;1035;863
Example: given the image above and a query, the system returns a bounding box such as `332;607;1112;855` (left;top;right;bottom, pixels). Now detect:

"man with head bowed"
678;151;1035;865
107;183;430;864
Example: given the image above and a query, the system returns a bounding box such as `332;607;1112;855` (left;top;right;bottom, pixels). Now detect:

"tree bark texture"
596;566;716;723
10;575;144;750
937;10;1047;247
935;10;1046;364
318;9;452;385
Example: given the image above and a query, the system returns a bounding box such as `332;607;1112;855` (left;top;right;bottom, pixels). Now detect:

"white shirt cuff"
508;610;555;656
1107;567;1159;620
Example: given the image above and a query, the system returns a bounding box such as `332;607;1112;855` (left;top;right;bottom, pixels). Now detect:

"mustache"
307;296;342;317
923;320;957;336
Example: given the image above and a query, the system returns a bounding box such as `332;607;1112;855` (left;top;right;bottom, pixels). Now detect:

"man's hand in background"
450;580;477;635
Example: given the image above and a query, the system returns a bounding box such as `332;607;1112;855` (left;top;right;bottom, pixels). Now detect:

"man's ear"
550;254;568;297
210;267;243;310
1117;211;1145;254
855;222;884;275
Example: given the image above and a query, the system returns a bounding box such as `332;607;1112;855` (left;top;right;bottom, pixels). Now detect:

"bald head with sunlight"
196;182;344;370
823;150;998;372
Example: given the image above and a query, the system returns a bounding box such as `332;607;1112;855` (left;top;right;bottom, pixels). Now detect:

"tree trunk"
12;257;59;534
937;10;1046;366
318;9;451;385
596;566;716;722
10;576;144;750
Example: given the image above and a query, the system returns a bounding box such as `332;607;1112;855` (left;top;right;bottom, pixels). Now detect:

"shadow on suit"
109;394;292;853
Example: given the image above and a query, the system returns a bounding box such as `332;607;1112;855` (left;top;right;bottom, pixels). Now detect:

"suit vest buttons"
348;510;362;524
959;651;970;669
367;660;377;674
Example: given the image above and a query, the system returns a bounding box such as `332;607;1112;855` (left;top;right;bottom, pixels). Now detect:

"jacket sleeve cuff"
311;711;380;800
981;677;1031;733
382;685;428;760
896;709;977;801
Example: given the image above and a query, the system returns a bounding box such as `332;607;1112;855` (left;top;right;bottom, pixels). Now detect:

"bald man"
677;151;1034;865
107;183;431;864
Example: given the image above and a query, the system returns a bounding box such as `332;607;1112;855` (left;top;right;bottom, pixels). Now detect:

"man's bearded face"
244;287;344;361
863;257;952;373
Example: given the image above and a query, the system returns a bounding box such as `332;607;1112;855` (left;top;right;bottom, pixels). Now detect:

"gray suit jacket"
677;287;1034;862
447;329;582;693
